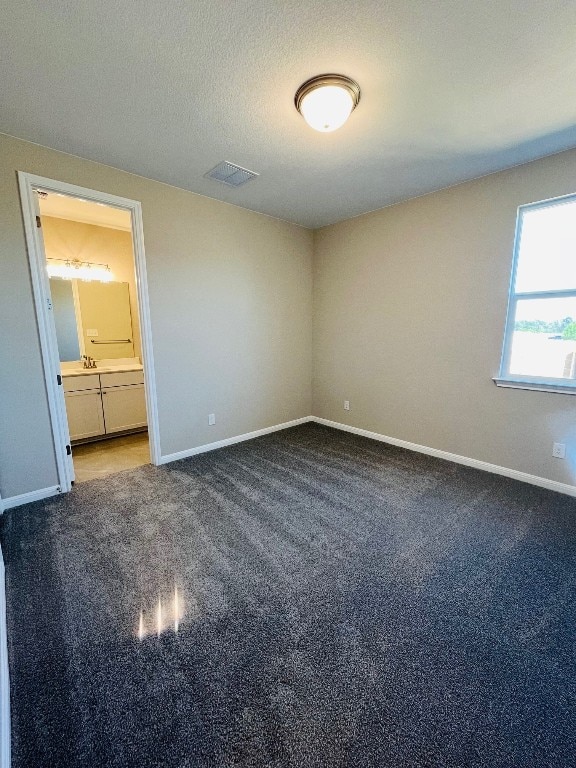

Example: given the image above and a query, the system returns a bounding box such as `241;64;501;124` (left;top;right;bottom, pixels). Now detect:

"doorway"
18;173;160;493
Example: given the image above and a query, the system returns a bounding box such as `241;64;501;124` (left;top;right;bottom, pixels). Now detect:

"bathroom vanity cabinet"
63;369;147;442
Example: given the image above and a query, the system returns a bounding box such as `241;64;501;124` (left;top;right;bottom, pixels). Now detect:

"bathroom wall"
41;216;142;360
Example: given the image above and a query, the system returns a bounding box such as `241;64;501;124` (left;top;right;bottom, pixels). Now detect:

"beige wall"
41;217;142;360
313;148;576;487
3;129;576;500
0;133;313;498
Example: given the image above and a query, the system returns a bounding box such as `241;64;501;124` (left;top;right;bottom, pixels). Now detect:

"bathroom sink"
62;364;143;377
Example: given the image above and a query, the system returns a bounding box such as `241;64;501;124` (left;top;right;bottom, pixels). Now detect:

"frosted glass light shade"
300;85;354;132
295;74;360;133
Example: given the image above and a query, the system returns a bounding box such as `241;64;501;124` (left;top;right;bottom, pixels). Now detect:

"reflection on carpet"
2;423;576;767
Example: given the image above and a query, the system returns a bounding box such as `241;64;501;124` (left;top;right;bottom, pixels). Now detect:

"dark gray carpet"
2;423;576;767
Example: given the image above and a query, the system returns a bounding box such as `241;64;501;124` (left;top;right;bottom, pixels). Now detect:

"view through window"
500;195;576;388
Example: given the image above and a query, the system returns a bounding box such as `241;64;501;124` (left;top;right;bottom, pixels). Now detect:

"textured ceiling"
3;0;576;228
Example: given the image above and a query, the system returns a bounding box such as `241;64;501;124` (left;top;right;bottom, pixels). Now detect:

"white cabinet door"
65;390;105;441
102;384;147;433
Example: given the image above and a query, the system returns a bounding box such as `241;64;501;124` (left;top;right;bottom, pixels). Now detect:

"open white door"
18;181;75;491
17;171;161;497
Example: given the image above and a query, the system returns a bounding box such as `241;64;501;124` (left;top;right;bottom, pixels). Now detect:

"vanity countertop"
62;363;144;378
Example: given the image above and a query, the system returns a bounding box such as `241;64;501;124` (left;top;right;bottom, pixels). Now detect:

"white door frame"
18;172;161;492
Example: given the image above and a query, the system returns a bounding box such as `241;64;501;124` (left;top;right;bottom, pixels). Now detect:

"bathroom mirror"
50;277;135;361
51;278;81;361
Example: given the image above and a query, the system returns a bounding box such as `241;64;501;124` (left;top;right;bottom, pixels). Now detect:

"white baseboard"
158;416;314;465
1;485;61;512
5;416;574;511
0;547;11;768
313;417;576;498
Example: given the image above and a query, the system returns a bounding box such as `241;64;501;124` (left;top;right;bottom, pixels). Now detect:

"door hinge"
36;215;42;228
57;374;62;385
66;445;71;456
47;297;53;310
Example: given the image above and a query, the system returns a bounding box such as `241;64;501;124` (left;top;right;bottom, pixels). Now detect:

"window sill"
493;377;576;395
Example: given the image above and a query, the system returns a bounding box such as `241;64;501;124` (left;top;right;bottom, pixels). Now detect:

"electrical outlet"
208;413;216;426
344;400;350;411
552;442;566;459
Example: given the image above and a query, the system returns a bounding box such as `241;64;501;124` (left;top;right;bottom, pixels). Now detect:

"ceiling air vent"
204;161;259;188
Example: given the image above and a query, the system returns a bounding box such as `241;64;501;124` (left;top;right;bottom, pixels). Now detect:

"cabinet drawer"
99;370;144;388
63;373;101;393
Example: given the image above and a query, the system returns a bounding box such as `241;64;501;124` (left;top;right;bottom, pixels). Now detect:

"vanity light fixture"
295;74;361;132
47;258;113;283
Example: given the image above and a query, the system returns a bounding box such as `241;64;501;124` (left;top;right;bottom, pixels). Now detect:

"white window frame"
494;193;576;395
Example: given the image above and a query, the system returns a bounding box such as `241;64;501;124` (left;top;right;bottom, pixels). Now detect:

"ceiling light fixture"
295;74;361;133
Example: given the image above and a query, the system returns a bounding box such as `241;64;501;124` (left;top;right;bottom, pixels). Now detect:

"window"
496;194;576;394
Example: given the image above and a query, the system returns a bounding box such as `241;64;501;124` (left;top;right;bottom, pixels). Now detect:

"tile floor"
72;432;150;483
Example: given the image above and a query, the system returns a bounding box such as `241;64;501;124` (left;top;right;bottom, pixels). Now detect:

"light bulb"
295;74;360;133
300;85;354;132
99;269;113;283
46;260;114;282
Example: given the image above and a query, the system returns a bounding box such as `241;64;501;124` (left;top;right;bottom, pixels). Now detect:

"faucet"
82;355;97;369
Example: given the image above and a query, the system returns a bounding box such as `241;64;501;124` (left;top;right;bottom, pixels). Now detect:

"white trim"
0;545;10;768
498;192;576;385
18;174;74;491
493;377;576;395
129;198;161;465
158;417;313;465
312;417;576;498
2;486;61;511
156;414;576;498
514;288;576;300
17;173;162;495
